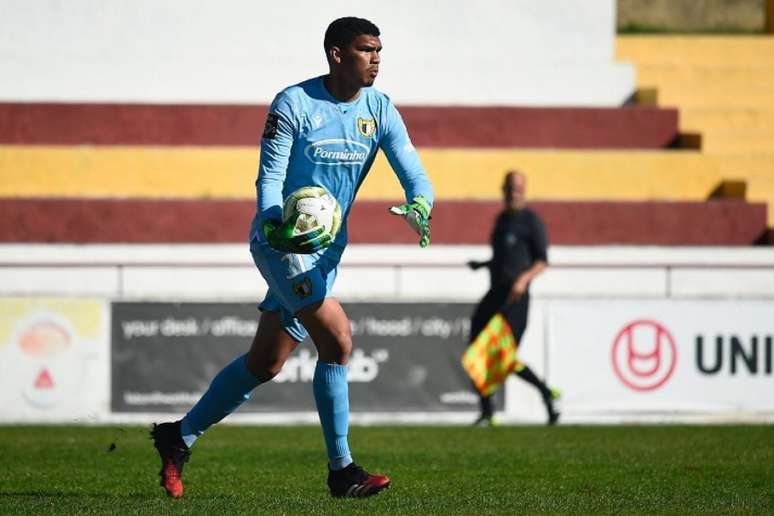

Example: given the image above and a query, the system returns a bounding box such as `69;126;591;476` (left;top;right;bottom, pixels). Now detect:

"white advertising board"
548;301;774;422
0;298;110;423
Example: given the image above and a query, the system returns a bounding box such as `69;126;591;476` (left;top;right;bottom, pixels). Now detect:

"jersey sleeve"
379;102;434;207
530;213;549;263
256;93;296;223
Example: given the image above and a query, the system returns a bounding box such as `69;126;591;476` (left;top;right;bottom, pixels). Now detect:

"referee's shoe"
328;462;390;498
150;421;191;498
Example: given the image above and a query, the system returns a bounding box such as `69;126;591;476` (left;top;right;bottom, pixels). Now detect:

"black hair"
323;17;380;52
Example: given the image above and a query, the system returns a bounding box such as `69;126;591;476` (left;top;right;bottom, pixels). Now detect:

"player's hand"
389;196;431;248
507;276;529;303
263;215;332;254
467;260;484;271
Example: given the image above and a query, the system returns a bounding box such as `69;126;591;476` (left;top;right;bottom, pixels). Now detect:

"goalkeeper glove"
263;213;332;254
389;196;431;248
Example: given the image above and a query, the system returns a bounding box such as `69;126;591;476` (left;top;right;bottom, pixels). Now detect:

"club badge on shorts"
292;277;313;299
357;117;376;138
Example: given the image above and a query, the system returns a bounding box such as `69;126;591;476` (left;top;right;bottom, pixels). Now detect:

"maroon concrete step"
0;103;679;149
0;199;765;245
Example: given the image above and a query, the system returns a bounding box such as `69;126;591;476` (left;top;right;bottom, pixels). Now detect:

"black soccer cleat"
544;388;562;426
150;421;191;498
472;414;497;427
328;462;391;498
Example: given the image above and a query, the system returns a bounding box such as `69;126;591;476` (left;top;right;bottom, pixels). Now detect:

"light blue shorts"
250;240;339;342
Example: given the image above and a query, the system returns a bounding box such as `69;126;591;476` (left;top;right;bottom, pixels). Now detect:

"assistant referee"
467;170;560;426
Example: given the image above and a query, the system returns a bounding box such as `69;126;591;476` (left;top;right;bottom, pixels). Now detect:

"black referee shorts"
469;285;530;344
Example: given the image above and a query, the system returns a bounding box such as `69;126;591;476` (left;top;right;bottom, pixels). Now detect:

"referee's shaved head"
504;170;526;209
324;17;380;52
504;170;526;191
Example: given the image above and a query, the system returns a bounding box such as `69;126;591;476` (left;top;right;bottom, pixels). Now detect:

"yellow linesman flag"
461;313;518;396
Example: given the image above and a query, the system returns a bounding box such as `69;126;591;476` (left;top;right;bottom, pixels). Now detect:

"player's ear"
328;46;342;65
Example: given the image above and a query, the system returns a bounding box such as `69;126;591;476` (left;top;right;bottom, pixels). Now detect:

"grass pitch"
0;424;772;514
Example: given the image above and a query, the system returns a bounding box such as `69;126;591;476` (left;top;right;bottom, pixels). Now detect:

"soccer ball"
282;186;342;239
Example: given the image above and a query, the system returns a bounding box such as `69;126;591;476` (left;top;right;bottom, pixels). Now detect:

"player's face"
504;173;526;208
340;34;382;87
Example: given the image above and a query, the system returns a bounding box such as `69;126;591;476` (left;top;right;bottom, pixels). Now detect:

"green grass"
0;425;772;514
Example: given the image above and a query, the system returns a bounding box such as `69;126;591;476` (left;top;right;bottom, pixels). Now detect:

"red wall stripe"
0;103;678;149
0;199;764;245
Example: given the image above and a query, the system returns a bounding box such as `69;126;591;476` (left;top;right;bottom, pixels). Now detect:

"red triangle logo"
34;368;54;389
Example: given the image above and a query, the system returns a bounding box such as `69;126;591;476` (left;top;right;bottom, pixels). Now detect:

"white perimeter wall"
0;0;634;106
2;244;774;302
2;244;772;425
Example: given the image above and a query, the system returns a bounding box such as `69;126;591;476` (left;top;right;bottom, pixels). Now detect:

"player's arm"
380;102;435;248
509;215;549;301
257;96;329;254
510;261;547;299
467;259;492;271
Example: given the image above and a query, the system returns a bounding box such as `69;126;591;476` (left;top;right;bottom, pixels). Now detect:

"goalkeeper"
467;171;559;426
151;17;433;499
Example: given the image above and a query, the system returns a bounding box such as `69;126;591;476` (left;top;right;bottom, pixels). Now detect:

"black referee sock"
479;394;493;419
515;365;552;401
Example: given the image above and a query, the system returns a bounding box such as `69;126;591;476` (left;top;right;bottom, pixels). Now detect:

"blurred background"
1;0;772;426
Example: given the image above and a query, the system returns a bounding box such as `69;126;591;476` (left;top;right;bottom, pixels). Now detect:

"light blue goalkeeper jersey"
250;75;434;261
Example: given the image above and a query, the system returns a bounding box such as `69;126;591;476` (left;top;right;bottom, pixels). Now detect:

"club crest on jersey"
356;117;376;138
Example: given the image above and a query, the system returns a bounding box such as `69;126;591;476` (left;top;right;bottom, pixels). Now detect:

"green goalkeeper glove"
263;214;332;254
389;196;432;248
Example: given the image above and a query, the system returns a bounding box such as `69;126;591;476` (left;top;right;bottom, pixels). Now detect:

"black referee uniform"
469;207;547;343
469;206;558;425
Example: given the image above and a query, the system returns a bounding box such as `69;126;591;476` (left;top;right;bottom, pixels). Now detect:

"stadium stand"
1;36;771;246
618;35;774;232
0;109;769;245
0;103;679;149
2;145;773;200
0;199;766;246
619;37;774;152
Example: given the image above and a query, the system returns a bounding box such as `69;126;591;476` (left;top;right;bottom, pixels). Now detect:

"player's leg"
514;362;561;425
251;242;389;497
504;293;561;424
469;286;507;426
180;309;299;446
469;287;503;344
152;309;298;498
296;297;390;497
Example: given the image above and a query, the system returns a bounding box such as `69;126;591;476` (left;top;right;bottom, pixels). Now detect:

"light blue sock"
179;354;263;448
313;361;353;470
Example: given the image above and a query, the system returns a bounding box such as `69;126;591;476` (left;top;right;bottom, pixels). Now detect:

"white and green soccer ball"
282;186;342;239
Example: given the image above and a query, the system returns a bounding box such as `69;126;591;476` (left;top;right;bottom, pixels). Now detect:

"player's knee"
245;352;286;382
263;357;286;380
323;325;352;364
332;327;353;362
